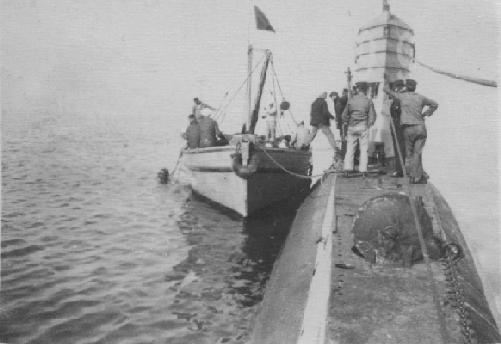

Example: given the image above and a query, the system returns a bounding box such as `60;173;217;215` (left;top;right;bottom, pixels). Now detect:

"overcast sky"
2;0;499;127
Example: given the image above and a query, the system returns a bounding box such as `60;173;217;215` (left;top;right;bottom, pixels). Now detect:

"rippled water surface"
1;112;297;344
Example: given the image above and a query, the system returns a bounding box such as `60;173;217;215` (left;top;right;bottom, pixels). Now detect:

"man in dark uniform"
329;91;340;126
384;79;438;184
309;92;341;167
198;114;224;148
337;89;349;158
389;79;406;177
184;114;200;149
341;82;376;175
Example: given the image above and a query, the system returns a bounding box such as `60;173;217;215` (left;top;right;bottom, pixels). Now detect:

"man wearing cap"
309;92;341;167
192;97;216;119
389;79;406;177
383;78;438;184
341;82;376;175
198;114;224;148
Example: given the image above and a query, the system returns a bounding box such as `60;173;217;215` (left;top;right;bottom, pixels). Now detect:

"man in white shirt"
291;121;310;150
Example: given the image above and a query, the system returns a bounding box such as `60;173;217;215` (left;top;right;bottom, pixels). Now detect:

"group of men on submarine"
308;75;438;184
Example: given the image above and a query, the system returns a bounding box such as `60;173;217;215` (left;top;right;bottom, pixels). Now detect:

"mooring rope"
170;149;184;181
254;145;337;179
389;116;450;344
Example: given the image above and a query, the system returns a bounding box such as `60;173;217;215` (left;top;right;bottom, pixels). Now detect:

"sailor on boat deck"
309;92;341;167
192;97;215;119
383;79;439;184
342;82;376;174
291;121;310;150
197;114;225;148
388;79;406;177
263;102;277;144
184;114;200;149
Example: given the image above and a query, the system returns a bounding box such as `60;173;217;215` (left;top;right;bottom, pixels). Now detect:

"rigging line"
213;91;230;121
270;66;293;135
389;115;450;344
413;59;497;88
271;74;283;136
270;60;299;125
219;54;266;115
216;54;267;124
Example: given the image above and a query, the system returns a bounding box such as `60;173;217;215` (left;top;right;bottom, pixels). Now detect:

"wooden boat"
179;48;312;217
249;1;500;343
182;143;311;217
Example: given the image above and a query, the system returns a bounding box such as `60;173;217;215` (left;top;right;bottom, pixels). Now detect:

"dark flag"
254;6;275;32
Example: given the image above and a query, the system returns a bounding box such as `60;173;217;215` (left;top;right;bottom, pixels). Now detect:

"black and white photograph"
1;0;500;343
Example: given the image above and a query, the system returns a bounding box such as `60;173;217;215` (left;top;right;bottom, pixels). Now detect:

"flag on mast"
254;5;275;32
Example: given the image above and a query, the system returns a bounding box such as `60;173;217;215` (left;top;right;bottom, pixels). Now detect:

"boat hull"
181;145;311;217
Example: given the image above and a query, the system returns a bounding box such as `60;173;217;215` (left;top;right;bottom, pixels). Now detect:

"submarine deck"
249;172;500;344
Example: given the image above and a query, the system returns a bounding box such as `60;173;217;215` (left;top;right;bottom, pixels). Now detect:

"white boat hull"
181;145;311;217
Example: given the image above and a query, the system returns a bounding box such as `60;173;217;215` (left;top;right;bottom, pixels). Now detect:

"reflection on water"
163;198;298;344
0;111;300;344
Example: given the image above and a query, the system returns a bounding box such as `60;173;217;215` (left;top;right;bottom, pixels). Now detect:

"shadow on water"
164;189;306;343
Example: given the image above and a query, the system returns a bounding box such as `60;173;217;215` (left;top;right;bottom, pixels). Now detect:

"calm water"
2;107;500;343
1;111;297;344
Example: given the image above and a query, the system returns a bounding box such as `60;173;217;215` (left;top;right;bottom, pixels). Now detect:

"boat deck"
249;172;501;344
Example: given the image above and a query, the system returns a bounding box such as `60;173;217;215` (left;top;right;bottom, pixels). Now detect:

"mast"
247;44;253;132
248;50;272;134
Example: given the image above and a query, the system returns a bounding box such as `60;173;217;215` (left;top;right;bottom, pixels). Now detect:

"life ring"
231;151;259;179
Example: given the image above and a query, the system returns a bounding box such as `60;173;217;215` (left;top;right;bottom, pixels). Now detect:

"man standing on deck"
335;89;349;158
383;78;439;184
332;89;349;132
198;114;225;148
183;114;200;149
389;79;406;177
341;82;376;176
309;92;342;169
263;102;278;144
329;91;340;128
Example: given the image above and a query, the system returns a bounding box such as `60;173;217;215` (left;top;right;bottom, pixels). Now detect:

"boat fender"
231;150;259;179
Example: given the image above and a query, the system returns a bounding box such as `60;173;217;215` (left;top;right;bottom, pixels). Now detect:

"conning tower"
354;0;415;160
